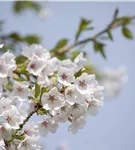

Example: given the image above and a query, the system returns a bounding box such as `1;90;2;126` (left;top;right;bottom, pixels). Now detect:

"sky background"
0;2;135;150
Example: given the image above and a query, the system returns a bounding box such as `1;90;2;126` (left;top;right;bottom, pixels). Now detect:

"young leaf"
51;39;68;54
75;18;92;41
23;35;41;44
55;39;68;50
107;30;113;41
9;32;22;42
122;26;133;39
15;55;28;65
94;41;106;59
35;83;40;98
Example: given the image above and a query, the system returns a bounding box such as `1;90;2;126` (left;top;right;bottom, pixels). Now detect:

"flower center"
6;116;12;122
24;130;29;135
41;120;48;127
67;90;73;96
17;87;23;92
79;80;86;87
49;95;55;102
30;63;36;69
61;73;67;80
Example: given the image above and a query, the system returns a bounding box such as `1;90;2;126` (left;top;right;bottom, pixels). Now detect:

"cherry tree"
0;1;134;150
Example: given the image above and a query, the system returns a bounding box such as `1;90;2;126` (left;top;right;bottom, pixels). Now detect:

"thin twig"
55;15;135;55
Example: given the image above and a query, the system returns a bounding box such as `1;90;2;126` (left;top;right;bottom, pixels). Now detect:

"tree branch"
55;15;135;55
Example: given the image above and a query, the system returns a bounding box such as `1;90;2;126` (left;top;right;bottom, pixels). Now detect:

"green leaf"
9;32;22;42
107;30;113;41
13;2;24;13
122;26;133;39
35;83;40;98
15;55;28;64
71;50;80;60
75;18;92;41
94;41;106;59
23;35;41;44
37;108;48;115
52;39;68;52
13;1;41;13
115;17;131;25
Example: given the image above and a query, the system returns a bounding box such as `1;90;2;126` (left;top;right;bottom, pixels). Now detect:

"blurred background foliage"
0;1;135;80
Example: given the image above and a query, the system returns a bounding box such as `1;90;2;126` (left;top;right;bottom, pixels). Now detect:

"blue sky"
0;2;135;150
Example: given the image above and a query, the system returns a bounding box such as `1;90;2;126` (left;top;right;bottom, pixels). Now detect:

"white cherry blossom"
58;67;75;86
68;117;86;134
2;51;17;77
65;85;83;105
74;52;86;71
75;73;95;94
22;44;50;60
0;97;12;116
36;118;58;136
60;59;76;69
0;58;9;78
23;122;37;136
42;87;65;110
27;56;46;76
57;105;69;122
68;103;86;118
2;105;23;129
12;81;31;99
17;136;40;150
87;99;103;116
0;123;12;140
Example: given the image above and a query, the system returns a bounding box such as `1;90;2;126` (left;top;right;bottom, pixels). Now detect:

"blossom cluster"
0;44;104;150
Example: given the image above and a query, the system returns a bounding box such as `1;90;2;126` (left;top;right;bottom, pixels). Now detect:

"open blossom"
68;103;86;118
60;59;76;69
0;51;16;80
0;124;13;140
75;73;95;94
42;87;65;110
27;56;46;76
65;85;83;105
87;99;103;116
68;117;86;134
2;105;24;129
22;44;50;60
39;57;59;77
23;122;37;136
74;52;86;72
36;118;58;137
0;97;12;116
18;102;28;119
58;67;75;86
0;58;9;78
2;51;17;77
17;136;40;150
57;103;70;122
12;81;31;99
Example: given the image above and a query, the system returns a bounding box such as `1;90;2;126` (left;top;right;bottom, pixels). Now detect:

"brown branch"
55;15;135;55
